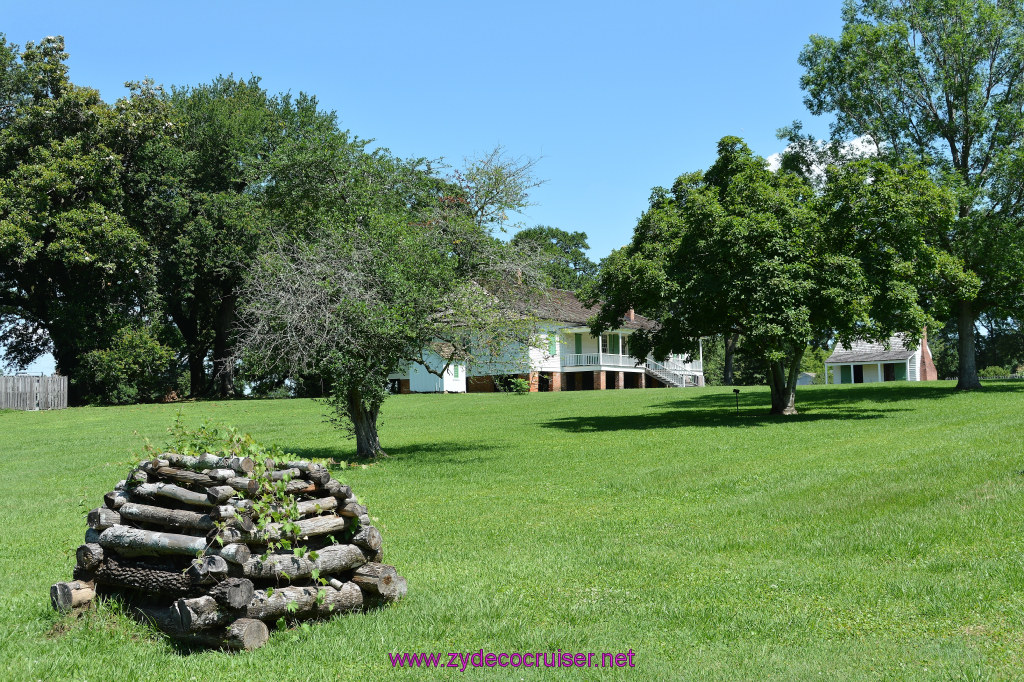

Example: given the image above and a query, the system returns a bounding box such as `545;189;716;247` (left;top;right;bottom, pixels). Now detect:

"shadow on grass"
284;441;500;468
542;381;1024;433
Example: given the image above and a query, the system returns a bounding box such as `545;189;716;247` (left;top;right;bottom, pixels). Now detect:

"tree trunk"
211;294;236;398
956;299;982;390
348;387;386;458
723;333;738;385
767;348;803;416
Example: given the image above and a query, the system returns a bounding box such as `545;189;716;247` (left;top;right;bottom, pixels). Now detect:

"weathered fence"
0;375;68;410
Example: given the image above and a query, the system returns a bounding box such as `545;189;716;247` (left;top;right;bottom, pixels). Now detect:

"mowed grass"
2;382;1024;680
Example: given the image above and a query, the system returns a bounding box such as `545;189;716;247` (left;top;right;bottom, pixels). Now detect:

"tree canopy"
799;0;1024;389
509;225;598;292
593;136;973;414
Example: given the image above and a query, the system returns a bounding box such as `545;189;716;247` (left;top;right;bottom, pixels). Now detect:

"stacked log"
51;454;406;651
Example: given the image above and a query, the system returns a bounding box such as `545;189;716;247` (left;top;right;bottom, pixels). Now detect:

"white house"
823;332;938;384
389;289;704;393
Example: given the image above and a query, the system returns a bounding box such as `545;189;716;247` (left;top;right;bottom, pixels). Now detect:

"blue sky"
3;0;843;373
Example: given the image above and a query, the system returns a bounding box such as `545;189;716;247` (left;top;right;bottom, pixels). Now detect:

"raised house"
390;289;704;393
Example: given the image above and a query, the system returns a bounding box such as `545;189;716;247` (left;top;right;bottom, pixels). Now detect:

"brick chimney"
920;326;938;381
627;308;635;322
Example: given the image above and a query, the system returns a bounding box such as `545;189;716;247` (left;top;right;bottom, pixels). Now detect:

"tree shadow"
543;381;1024;434
282;441;500;468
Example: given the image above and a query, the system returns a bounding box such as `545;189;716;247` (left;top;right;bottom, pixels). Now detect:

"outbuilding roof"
826;335;919;363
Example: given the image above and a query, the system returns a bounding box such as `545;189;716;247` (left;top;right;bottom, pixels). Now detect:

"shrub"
81;326;179;404
979;365;1010;378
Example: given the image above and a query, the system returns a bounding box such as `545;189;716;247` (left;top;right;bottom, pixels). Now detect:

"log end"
227;618;269;651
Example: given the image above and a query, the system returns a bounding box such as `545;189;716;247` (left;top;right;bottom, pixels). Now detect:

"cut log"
154;466;214;488
350;562;398;596
248;515;351;543
362;575;407;607
277;461;331;487
76;543;104;571
245;583;362;621
284;479;316;495
294;496;337;516
239;543;366;581
268;467;301;482
321;479;351;499
208;577;255;609
87;507;121;530
351;525;382;552
50;580;95;613
128;469;148;485
98;525;250;564
133;482;212;508
226;477;258;494
337;502;364;518
215;543;251;565
204;468;235;482
118;502;215;532
206;485;235;504
104;490;130;510
177;617;269;651
91;554;207;598
84;528;101;544
164;453;255;475
188;555;229;581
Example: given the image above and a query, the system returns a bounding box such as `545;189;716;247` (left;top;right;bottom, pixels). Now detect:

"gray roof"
532;289;658;331
826;335;918;363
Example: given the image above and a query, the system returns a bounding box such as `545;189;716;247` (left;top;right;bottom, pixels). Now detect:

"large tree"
509;225;598;292
799;0;1024;389
237;148;544;456
0;36;157;400
592;137;973;414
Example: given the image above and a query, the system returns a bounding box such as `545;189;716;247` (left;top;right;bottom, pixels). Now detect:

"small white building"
389;290;704;393
824;333;938;384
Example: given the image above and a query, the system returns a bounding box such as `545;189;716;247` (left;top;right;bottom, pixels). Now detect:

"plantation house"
824;332;938;384
390;290;704;393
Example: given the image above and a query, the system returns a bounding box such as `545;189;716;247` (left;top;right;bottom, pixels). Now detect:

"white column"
824;364;828;385
877;362;883;383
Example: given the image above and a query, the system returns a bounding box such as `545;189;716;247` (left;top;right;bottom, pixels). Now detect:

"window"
601;334;609;353
621;336;629;356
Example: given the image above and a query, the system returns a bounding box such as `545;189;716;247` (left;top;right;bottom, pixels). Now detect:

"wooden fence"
0;375;68;410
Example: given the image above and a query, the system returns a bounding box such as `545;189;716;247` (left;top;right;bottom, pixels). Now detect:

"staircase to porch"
645;360;697;388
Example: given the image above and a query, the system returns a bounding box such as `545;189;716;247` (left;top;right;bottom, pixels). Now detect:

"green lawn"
2;382;1024;680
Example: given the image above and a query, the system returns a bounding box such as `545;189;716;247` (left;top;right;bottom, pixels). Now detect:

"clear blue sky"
3;0;843;373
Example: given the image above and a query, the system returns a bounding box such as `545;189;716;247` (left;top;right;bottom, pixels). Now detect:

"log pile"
51;454;406;651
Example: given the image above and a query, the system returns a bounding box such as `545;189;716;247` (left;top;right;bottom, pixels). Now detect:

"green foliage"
0;36;158;396
978;365;1010;378
509;225;599;292
592;136;971;413
507;377;531;394
80;326;179;405
798;0;1024;386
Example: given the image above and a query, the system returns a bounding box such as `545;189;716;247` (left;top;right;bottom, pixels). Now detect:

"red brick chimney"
627;308;635;322
920;327;938;381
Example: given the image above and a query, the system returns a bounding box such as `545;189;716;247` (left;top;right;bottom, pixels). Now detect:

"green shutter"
840;365;852;384
453;365;459;378
549;335;557;355
610;335;620;354
574;333;582;354
894;363;906;381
